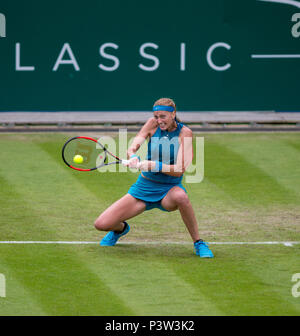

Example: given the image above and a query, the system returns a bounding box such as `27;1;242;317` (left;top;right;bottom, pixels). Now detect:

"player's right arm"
127;117;158;159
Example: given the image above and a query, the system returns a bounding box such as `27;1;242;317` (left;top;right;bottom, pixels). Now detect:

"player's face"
154;111;175;131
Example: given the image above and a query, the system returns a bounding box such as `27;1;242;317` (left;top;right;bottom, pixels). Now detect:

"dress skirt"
128;174;186;211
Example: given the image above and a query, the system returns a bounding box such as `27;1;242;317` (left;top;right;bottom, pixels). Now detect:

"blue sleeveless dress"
128;121;187;211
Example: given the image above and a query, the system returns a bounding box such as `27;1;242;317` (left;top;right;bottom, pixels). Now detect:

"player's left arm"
137;126;193;176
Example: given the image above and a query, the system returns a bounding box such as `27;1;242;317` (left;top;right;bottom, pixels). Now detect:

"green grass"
0;132;300;316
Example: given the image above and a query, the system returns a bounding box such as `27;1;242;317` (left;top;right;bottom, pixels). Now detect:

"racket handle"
121;159;130;166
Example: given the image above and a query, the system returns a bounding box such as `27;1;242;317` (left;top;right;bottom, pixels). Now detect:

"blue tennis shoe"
194;240;214;258
100;222;130;246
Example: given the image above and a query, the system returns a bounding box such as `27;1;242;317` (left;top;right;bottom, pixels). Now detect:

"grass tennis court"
0;132;300;316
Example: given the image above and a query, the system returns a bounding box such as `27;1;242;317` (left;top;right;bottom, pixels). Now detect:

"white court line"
0;241;299;246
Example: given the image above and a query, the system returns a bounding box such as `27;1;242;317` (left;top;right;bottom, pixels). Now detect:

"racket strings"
62;137;107;170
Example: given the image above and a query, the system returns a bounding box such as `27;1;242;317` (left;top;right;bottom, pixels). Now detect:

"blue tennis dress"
128;121;187;211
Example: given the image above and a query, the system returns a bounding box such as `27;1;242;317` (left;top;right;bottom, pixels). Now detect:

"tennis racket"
62;136;129;171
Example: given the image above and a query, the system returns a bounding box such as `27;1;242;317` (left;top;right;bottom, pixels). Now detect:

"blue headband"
153;105;175;112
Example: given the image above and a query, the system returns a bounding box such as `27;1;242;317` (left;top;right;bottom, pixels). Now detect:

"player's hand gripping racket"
62;136;129;171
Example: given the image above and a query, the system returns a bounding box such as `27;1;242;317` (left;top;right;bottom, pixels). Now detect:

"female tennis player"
94;98;214;258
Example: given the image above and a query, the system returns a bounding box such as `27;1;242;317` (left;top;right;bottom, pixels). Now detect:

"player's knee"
94;218;102;230
94;217;109;231
173;191;189;207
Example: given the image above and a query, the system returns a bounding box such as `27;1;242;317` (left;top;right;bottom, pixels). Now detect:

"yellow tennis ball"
73;154;83;164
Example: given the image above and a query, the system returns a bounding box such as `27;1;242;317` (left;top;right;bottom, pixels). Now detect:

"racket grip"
121;159;130;166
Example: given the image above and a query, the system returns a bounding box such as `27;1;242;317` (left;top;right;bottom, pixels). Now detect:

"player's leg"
94;193;146;232
161;187;214;258
160;186;200;242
